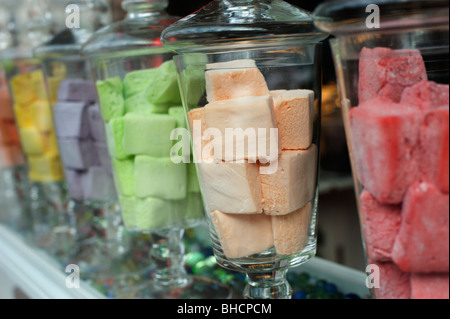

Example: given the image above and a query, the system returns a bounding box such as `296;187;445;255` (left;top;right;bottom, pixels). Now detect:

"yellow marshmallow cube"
31;100;53;132
19;127;45;156
28;154;64;182
30;70;48;101
42;132;60;156
14;104;34;128
10;74;35;105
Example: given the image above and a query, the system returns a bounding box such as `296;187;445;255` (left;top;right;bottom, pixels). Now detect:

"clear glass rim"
161;0;329;54
313;0;449;36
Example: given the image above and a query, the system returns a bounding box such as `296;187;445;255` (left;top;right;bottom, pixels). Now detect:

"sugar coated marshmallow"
392;182;449;273
350;99;422;204
358;47;427;103
369;261;411;299
410;274;449;299
419;107;449;193
360;191;401;262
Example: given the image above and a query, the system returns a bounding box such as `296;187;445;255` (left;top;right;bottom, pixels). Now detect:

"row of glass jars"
0;0;448;300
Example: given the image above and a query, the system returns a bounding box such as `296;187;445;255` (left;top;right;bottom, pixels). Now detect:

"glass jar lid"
34;1;113;60
161;0;328;54
82;0;179;59
0;0;54;61
313;0;449;36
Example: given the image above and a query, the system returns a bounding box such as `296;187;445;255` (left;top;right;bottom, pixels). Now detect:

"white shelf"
0;224;105;299
298;256;369;297
0;223;369;299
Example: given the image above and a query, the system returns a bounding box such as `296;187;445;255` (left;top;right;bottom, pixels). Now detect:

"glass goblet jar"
313;0;449;299
162;0;328;299
83;0;231;299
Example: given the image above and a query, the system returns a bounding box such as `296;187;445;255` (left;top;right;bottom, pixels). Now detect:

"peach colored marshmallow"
188;107;213;162
261;145;318;215
270;89;315;150
272;202;312;255
211;210;274;259
205;59;269;103
198;160;262;214
204;95;278;163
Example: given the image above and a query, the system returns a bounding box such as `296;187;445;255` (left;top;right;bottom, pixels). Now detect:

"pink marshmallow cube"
401;81;449;111
359;47;427;104
360;191;402;262
420;107;449;193
392;182;449;273
350;99;422;204
410;273;449;299
369;260;411;299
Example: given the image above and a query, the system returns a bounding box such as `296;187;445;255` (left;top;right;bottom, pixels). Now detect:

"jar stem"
244;269;293;299
150;228;191;290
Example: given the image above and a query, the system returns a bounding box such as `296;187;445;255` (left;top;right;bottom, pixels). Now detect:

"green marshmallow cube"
112;158;135;196
119;195;184;232
168;106;187;129
123;113;176;157
187;162;200;193
106;117;128;159
145;60;182;105
123;69;157;98
135;155;187;200
185;192;204;222
182;68;206;107
119;195;138;230
124;93;169;115
96;77;125;122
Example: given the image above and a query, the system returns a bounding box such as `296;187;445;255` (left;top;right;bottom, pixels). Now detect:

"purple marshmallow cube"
82;166;117;201
64;169;84;201
57;79;98;102
58;138;99;170
54;101;91;139
87;104;107;142
95;141;113;172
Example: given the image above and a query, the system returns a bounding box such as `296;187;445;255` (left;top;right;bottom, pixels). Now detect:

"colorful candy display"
351;47;449;299
96;60;204;232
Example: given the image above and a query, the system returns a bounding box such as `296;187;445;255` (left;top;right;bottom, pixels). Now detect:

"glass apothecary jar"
83;0;230;299
34;6;143;289
313;0;449;299
0;61;30;231
0;0;73;254
162;0;328;299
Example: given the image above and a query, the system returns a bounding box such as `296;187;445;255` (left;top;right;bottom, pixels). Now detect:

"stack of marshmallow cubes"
95;60;203;232
351;47;449;299
53;79;116;202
